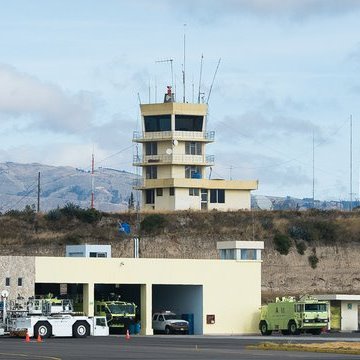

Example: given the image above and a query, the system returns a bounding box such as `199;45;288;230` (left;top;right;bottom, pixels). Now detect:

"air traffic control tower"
133;86;258;211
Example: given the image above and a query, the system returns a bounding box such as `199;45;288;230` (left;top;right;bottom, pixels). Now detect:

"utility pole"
37;172;40;213
91;151;95;209
350;115;353;211
312;130;315;208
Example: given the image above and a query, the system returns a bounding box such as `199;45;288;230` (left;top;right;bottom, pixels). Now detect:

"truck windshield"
108;304;135;315
305;304;327;312
164;314;179;320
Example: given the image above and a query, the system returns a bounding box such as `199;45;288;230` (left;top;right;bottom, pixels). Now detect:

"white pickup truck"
152;311;189;335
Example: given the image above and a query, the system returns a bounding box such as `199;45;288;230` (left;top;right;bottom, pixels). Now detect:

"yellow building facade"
133;90;258;211
1;247;263;335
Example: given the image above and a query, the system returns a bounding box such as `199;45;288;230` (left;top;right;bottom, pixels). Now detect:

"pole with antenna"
350;114;353;211
91;149;95;209
312;130;315;208
197;54;204;104
155;59;174;91
182;23;186;103
207;58;221;104
37;171;40;213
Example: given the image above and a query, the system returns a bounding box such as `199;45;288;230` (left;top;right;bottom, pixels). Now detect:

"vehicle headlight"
304;319;309;323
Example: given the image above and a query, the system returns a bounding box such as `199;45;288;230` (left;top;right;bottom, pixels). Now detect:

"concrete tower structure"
133;86;258;211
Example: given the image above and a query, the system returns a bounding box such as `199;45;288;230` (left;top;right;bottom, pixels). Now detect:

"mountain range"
0;162;356;213
0;162;137;213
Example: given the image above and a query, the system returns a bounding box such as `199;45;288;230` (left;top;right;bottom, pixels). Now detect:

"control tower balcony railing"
133;178;259;191
132;130;215;143
133;154;215;166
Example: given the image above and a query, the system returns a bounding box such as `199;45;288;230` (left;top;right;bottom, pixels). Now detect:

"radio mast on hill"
91;150;95;209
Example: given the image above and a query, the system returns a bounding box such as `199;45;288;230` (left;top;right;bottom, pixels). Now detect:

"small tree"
308;248;319;269
273;233;292;255
295;241;307;255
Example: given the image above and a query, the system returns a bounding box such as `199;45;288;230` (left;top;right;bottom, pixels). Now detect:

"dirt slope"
1;208;359;297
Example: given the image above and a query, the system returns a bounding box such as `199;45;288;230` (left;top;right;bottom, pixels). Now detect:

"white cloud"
0;64;96;133
176;0;360;21
216;112;322;142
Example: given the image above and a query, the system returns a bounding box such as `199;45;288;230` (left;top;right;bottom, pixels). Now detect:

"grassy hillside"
1;206;360;297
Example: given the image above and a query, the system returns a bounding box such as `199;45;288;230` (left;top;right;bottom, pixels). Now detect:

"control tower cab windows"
144;115;171;132
175;115;203;131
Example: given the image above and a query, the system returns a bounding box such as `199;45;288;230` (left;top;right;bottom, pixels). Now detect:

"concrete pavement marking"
0;353;61;359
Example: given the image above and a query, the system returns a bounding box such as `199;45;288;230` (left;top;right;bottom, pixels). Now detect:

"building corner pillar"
83;283;94;316
140;283;153;335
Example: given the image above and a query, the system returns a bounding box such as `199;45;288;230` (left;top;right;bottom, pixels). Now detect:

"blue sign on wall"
118;222;131;235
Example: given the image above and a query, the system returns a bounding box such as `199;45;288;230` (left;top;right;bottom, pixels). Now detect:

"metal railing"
133;130;215;142
133;154;215;166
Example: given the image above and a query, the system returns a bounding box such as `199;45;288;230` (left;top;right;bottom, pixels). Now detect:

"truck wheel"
259;321;272;336
165;326;171;335
73;321;90;338
34;321;52;339
288;320;300;335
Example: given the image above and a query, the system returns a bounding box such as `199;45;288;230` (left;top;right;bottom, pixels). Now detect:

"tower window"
5;277;10;286
175;115;203;131
144;115;171;132
210;189;225;203
156;188;163;196
18;277;23;286
185;142;202;155
189;188;199;196
169;187;175;196
185;166;201;179
146;166;157;179
145;189;155;204
146;142;158;155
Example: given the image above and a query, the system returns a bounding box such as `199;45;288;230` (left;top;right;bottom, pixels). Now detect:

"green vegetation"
295;241;307;255
45;203;102;223
273;233;292;255
308;254;319;269
5;204;36;223
140;214;167;234
288;219;339;244
308;248;319;269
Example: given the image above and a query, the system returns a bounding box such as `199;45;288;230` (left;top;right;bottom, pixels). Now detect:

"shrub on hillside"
45;203;102;224
5;205;36;223
288;219;338;244
260;216;273;230
140;214;167;234
308;253;319;269
45;208;62;221
288;224;312;242
273;233;292;255
295;241;307;255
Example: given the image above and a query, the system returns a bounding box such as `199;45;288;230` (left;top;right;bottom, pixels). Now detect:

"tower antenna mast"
155;58;174;91
182;23;187;103
312;130;315;208
91;148;95;209
197;54;204;104
350;114;353;211
207;58;221;104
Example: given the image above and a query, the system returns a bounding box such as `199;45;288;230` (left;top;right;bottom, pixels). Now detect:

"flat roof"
316;294;360;301
217;241;264;250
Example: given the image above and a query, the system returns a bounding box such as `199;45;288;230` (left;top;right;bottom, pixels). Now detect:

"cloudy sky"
1;0;360;200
